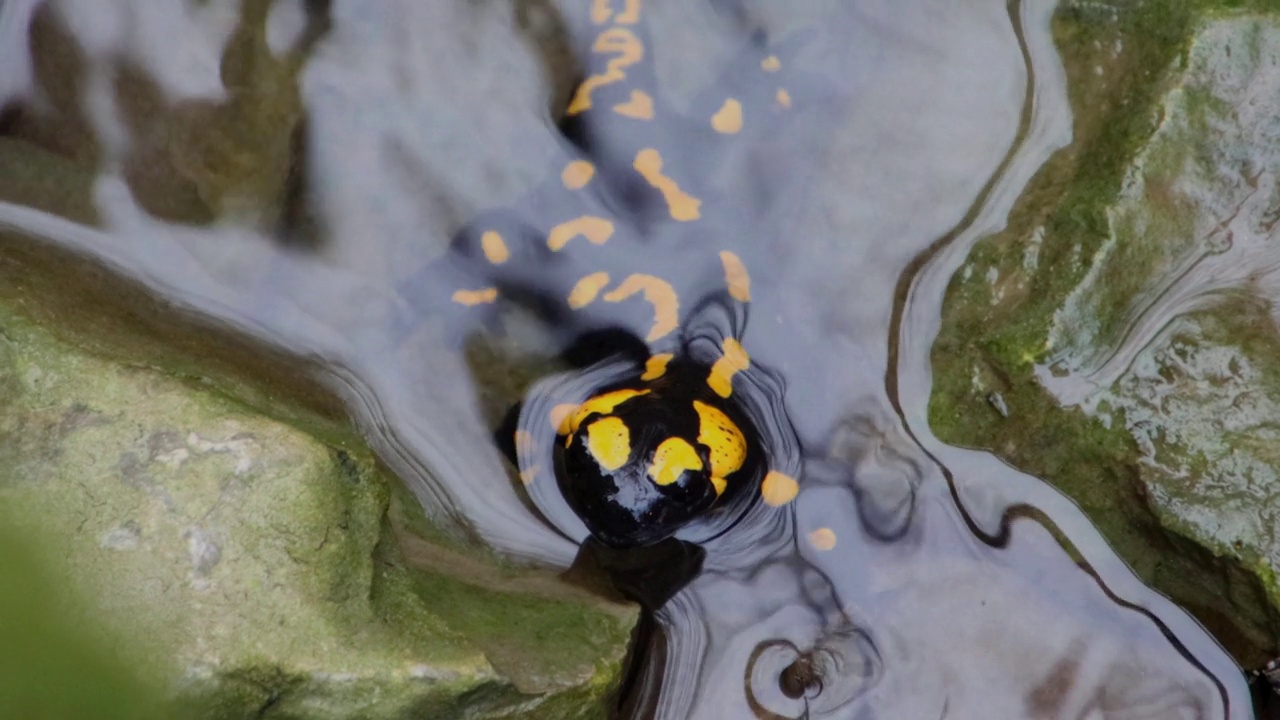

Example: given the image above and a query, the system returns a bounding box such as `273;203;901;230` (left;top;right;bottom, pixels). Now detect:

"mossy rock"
0;303;634;719
931;2;1280;666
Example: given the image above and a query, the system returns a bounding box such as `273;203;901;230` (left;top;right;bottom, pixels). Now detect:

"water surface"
0;0;1254;717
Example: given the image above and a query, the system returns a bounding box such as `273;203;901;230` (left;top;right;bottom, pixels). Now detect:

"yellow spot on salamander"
548;216;615;251
707;338;750;398
481;231;509;264
776;88;792;109
709;475;727;496
567;388;650;438
562;160;596;190
515;429;535;458
807;527;837;551
648;436;703;486
519;466;539;486
515;430;538;484
568;272;611;309
591;0;640;25
711;98;742;134
602;273;680;342
641;353;673;381
567;28;643;116
693;400;745;482
590;0;611;24
633;148;701;222
762;470;799;507
550;403;579;435
761;55;781;72
719;250;751;302
586;416;631;471
616;0;641;24
452;287;498;306
613;89;654;120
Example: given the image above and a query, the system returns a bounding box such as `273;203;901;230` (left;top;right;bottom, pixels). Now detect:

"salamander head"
557;364;759;548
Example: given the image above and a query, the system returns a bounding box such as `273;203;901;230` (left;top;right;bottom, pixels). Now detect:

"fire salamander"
398;1;835;550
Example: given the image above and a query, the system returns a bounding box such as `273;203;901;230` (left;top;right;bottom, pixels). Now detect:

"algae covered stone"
1038;12;1280;636
0;304;633;719
931;5;1280;664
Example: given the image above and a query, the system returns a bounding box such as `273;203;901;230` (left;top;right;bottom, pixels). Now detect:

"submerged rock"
933;6;1280;665
0;303;633;719
1041;14;1280;567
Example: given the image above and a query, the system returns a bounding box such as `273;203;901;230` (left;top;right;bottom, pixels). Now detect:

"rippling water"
0;0;1256;717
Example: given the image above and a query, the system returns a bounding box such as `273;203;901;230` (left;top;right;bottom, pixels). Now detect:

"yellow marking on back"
591;0;641;25
761;55;781;72
586;416;632;471
590;0;611;24
776;88;792;108
567;388;649;438
692;400;745;485
615;0;641;23
711;99;742;134
562;160;596;190
762;470;799;507
548;216;615;251
641;353;673;381
707;338;750;398
550;403;579;435
807;527;837;551
601;274;680;342
567;28;644;116
648;436;703;486
614;89;654;120
719;250;751;302
633;148;701;221
481;231;509;264
568;271;611;309
452;287;498;306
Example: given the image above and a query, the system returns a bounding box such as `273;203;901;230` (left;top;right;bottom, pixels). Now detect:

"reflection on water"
0;0;1256;717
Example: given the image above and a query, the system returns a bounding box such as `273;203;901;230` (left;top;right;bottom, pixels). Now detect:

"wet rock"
1040;13;1280;544
0;303;633;719
1039;12;1280;642
931;4;1280;666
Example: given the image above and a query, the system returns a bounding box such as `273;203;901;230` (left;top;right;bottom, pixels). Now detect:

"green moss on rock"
0;301;633;718
930;1;1280;665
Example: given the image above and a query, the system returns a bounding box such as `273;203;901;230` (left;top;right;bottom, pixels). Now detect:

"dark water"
0;0;1257;717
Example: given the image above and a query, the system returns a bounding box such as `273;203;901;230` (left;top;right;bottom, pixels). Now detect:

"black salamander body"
397;1;837;550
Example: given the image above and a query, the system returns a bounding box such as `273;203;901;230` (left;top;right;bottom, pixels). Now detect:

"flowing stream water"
0;0;1257;717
